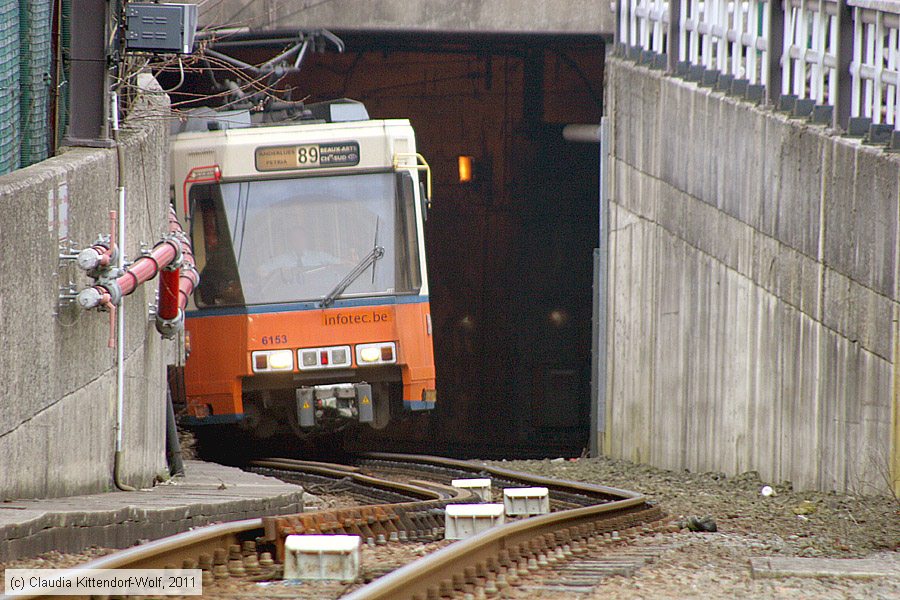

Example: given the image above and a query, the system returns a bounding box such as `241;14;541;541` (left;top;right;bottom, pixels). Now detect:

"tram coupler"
295;382;374;427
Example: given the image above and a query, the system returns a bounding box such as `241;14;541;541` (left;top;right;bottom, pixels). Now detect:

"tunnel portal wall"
190;0;615;34
0;77;172;499
606;57;899;494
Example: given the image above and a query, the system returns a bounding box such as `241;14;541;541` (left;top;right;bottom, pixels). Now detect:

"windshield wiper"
320;245;384;308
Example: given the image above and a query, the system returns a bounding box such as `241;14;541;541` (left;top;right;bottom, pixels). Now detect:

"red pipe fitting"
117;241;178;297
178;267;199;312
78;206;198;337
155;206;198;338
158;268;181;321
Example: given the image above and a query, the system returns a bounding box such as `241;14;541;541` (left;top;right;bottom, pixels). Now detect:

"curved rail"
344;453;662;600
1;455;663;600
250;458;449;501
344;500;657;600
0;519;263;600
360;451;641;502
1;459;458;600
249;458;476;561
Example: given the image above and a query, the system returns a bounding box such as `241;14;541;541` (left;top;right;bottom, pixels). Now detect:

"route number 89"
297;145;320;165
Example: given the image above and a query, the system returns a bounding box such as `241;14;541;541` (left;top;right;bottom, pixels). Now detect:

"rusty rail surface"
249;457;474;562
0;457;470;600
0;519;262;600
342;452;663;599
1;455;663;600
359;451;642;502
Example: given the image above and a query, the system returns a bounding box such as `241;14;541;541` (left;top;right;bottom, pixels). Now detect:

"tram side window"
396;172;422;294
190;185;246;307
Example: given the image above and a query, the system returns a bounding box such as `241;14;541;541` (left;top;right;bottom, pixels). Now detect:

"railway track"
2;454;665;599
341;453;665;599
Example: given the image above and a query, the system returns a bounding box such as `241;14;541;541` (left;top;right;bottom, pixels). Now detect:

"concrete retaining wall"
605;57;899;493
0;75;173;499
189;0;615;34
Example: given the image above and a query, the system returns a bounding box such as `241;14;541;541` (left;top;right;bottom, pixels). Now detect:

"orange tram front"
171;109;436;436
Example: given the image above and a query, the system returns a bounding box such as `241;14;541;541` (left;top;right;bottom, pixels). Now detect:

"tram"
170;98;436;437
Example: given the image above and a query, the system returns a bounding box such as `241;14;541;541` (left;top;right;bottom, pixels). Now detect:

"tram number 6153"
261;335;288;345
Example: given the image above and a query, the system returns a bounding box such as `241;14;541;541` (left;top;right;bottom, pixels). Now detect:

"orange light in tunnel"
458;155;474;183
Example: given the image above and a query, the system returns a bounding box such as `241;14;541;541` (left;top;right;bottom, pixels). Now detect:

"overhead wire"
278;0;343;22
222;0;262;28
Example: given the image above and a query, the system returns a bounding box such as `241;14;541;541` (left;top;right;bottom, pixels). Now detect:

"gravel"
2;455;896;599
487;455;900;599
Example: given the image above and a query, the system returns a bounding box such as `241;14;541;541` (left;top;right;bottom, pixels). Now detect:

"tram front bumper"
296;382;373;427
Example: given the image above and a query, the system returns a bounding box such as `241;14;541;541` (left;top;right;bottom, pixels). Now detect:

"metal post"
591;248;601;456
668;0;682;73
833;0;854;131
561;120;608;457
766;0;786;107
615;0;624;47
591;118;610;457
63;0;112;147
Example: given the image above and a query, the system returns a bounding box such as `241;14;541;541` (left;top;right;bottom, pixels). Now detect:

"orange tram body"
170;101;436;436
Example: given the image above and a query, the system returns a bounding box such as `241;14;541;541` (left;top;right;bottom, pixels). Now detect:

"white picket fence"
617;0;900;135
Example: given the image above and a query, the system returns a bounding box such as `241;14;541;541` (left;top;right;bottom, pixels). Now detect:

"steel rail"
360;452;641;501
344;495;658;600
249;458;452;501
355;454;607;510
249;456;363;473
341;452;661;600
0;459;461;600
0;519;264;600
252;458;476;561
1;456;661;600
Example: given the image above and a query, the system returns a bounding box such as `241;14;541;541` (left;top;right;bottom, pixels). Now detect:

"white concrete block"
451;478;493;502
503;487;550;516
444;503;506;540
284;534;360;582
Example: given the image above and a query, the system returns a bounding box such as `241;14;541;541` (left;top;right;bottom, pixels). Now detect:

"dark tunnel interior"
171;30;605;458
318;32;604;458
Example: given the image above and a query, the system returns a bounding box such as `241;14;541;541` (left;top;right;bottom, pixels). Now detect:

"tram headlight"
356;342;397;366
359;347;381;363
252;349;294;372
268;350;294;370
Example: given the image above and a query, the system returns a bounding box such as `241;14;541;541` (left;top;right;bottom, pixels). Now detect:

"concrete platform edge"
0;462;304;562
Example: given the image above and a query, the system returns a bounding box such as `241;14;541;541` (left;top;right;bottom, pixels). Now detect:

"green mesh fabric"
19;0;52;166
0;0;21;174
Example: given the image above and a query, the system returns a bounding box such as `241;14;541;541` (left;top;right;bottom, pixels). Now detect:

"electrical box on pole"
125;3;198;54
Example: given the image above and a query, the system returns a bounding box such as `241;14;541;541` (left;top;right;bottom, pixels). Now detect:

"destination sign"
255;141;360;172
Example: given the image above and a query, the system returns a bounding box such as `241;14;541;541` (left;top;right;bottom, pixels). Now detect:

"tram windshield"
189;172;421;307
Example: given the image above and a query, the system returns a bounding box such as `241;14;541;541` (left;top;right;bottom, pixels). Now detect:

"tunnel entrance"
170;29;605;458
306;31;605;457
